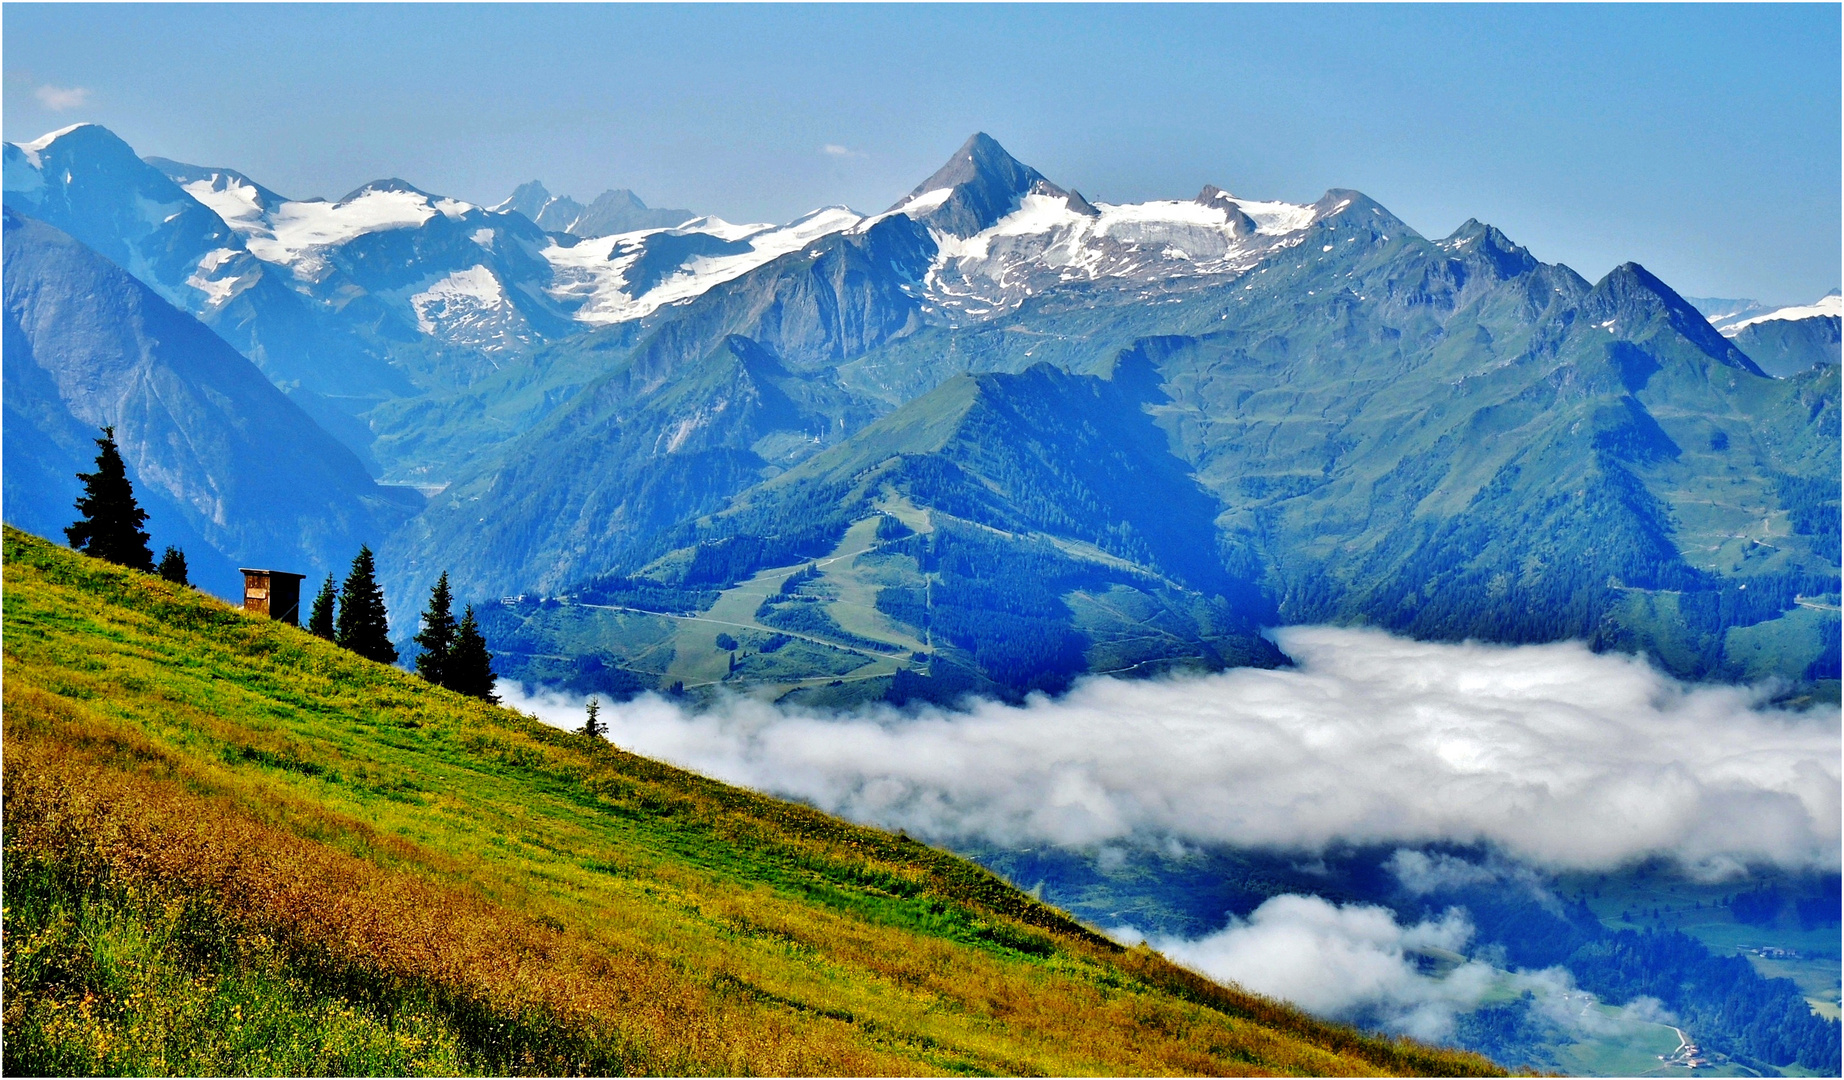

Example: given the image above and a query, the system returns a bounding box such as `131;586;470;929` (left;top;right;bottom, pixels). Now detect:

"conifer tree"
447;605;498;702
157;546;188;586
66;426;154;571
335;546;396;664
307;575;337;640
579;697;606;739
413;572;457;686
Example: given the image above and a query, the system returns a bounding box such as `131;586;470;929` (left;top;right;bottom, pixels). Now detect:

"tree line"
63;426;495;701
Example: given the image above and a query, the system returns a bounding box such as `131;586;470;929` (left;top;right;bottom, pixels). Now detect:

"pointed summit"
1588;262;1765;376
571;188;696;236
1441;218;1538;280
492;180;553;219
1193;185;1259;237
889;133;1072;238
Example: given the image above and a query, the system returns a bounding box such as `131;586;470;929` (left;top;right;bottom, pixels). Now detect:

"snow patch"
4;147;46;195
920;188;1319;321
180;176;268;230
411;265;508;335
186;248;254;307
901;187;955;214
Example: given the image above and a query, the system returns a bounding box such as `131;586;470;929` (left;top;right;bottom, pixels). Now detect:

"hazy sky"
5;3;1838;302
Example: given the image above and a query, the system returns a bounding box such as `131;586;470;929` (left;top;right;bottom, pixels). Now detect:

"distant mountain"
543;206;866;325
2;208;420;599
495;180;585;232
396;135;1838;694
1722;292;1842;378
884;131;1081;238
150;163;578;367
1686;294;1779;332
1;125;407;428
491;180;695;237
3;125;1834;695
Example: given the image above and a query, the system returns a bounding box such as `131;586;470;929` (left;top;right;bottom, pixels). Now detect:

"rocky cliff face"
2;209;421;598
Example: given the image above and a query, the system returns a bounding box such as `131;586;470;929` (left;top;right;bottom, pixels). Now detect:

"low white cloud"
1387;849;1503;894
820;143;863;158
35;85;89;111
1118;896;1677;1041
1131;895;1497;1040
503;626;1840;872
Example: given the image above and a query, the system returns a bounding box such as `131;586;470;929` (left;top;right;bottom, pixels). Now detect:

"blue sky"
5;3;1838;303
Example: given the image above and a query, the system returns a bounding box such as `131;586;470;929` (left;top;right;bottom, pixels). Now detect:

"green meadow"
1;526;1501;1077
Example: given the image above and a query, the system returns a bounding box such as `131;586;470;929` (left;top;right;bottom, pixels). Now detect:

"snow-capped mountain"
3;124;1835;697
1687;295;1779;332
909;185;1332;322
1719;290;1843;335
1;124;414;415
541;206;865;324
5;125;282;324
149;164;575;358
1720;290;1842;378
530;132;1345;329
493;181;696;237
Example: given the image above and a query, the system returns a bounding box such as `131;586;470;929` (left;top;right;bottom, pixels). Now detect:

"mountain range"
4;125;1837;701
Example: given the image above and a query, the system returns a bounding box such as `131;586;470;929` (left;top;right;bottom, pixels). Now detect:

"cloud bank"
505;626;1840;872
1136;895;1497;1039
1125;894;1673;1041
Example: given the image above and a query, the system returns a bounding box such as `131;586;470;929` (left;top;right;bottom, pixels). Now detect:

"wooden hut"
240;568;307;626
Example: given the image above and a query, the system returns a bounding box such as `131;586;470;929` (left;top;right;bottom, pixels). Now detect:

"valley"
3;9;1837;1077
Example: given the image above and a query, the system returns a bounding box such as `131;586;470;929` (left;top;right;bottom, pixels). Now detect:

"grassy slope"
1;527;1502;1077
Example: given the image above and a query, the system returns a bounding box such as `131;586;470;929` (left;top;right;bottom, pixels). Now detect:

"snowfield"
542;206;863;324
1723;293;1843;334
919;188;1324;320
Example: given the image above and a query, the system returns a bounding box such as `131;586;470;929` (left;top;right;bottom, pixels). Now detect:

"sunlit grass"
2;525;1505;1076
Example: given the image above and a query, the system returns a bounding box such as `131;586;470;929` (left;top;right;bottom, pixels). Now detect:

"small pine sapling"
157;546;189;586
579;697;606;740
307;575;337;640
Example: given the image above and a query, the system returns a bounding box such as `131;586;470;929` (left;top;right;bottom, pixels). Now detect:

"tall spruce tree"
414;572;457;686
447;605;498;703
307;575;337;640
335;546;396;664
157;546;189;586
66;426;154;571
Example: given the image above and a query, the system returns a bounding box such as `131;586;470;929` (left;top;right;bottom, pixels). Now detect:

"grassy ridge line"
1;526;1504;1076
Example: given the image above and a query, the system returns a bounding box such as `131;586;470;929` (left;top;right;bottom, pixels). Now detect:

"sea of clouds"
502;625;1839;1037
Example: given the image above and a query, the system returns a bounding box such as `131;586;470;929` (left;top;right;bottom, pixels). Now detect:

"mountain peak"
10;123;138;171
338;178;435;203
1590;262;1765;376
492;179;552;217
1441;218;1538;279
586;188;648;212
889;132;1065;238
18;122;109;154
1193;185;1259;235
